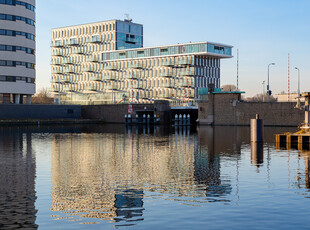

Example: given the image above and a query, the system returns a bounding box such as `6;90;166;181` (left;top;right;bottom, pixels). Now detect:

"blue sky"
36;0;310;96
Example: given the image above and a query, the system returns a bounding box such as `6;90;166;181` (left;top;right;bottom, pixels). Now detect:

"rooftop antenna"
288;53;290;102
237;49;239;91
125;14;132;22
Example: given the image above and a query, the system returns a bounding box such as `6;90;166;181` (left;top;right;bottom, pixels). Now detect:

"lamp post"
262;81;265;102
267;63;275;102
295;67;300;107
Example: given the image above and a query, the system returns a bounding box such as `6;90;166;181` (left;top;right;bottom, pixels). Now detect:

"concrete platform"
276;132;310;150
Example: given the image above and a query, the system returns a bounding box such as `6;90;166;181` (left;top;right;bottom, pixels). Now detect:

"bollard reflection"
251;142;264;167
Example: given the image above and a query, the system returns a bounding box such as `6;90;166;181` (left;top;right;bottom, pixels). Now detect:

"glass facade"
116;21;143;50
103;42;231;61
207;44;232;56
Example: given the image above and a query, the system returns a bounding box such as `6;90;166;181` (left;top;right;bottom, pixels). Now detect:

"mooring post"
143;114;146;124
147;114;150;124
175;114;178;126
135;114;139;124
251;114;264;142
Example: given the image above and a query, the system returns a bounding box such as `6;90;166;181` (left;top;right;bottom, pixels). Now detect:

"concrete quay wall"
198;93;304;126
82;104;154;123
82;100;171;124
0;104;81;120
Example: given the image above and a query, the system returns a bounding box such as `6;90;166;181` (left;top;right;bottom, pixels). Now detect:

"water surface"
0;125;309;229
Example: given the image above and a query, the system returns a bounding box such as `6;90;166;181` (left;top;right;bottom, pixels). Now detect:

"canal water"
0;125;309;229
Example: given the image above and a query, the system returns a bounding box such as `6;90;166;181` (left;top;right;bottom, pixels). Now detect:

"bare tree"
245;93;276;102
221;84;237;92
32;87;54;104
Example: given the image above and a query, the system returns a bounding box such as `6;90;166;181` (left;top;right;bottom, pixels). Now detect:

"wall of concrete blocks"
82;100;171;124
198;93;304;126
0;105;81;120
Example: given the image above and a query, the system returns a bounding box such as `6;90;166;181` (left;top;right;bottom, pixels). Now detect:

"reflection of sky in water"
1;125;310;229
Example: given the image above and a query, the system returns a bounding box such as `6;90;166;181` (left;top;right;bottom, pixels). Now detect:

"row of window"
51;43;115;56
52;82;195;96
0;0;35;11
103;43;208;61
0;44;34;54
52;33;114;47
0;29;35;40
0;13;35;26
52;23;116;39
0;75;35;83
0;60;35;69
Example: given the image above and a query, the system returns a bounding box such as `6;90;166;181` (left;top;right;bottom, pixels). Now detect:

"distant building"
0;0;36;104
275;93;304;103
50;20;232;105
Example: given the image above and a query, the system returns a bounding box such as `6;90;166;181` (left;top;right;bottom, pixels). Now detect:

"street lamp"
267;63;275;102
262;81;265;102
295;67;300;107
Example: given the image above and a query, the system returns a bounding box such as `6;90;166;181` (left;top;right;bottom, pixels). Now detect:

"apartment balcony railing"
160;72;174;77
51;60;63;65
132;83;144;89
50;77;61;83
63;85;76;92
63;68;75;74
129;63;143;69
179;82;195;88
82;67;97;73
87;36;102;43
85;85;97;91
104;75;117;81
87;56;101;62
51;41;63;47
158;93;171;99
161;61;175;67
162;82;175;88
63;59;74;64
51;69;63;74
125;74;139;80
105;85;117;90
177;60;193;66
52;50;66;56
179;70;195;76
59;77;71;83
91;75;104;81
104;65;118;70
71;47;89;55
51;86;62;92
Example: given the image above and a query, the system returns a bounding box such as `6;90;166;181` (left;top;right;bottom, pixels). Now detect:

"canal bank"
197;92;304;126
0;94;305;127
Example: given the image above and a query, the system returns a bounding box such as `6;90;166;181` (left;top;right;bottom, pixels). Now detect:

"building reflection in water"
50;126;252;225
0;128;37;229
196;126;249;198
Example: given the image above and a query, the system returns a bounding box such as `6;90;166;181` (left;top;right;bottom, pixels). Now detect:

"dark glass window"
0;29;35;40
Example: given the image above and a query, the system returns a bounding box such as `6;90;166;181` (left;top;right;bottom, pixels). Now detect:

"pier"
276;92;310;150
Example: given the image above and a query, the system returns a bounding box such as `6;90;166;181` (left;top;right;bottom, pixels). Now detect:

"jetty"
276;92;310;150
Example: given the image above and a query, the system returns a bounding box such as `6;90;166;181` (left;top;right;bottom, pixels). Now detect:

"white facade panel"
0;36;35;48
1;51;35;63
1;66;35;78
0;1;36;102
0;81;35;94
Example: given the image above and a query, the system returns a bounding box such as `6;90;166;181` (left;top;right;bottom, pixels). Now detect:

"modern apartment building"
51;20;232;105
0;0;36;104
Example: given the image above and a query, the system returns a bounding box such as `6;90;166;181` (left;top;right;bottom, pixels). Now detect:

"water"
0;125;309;229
